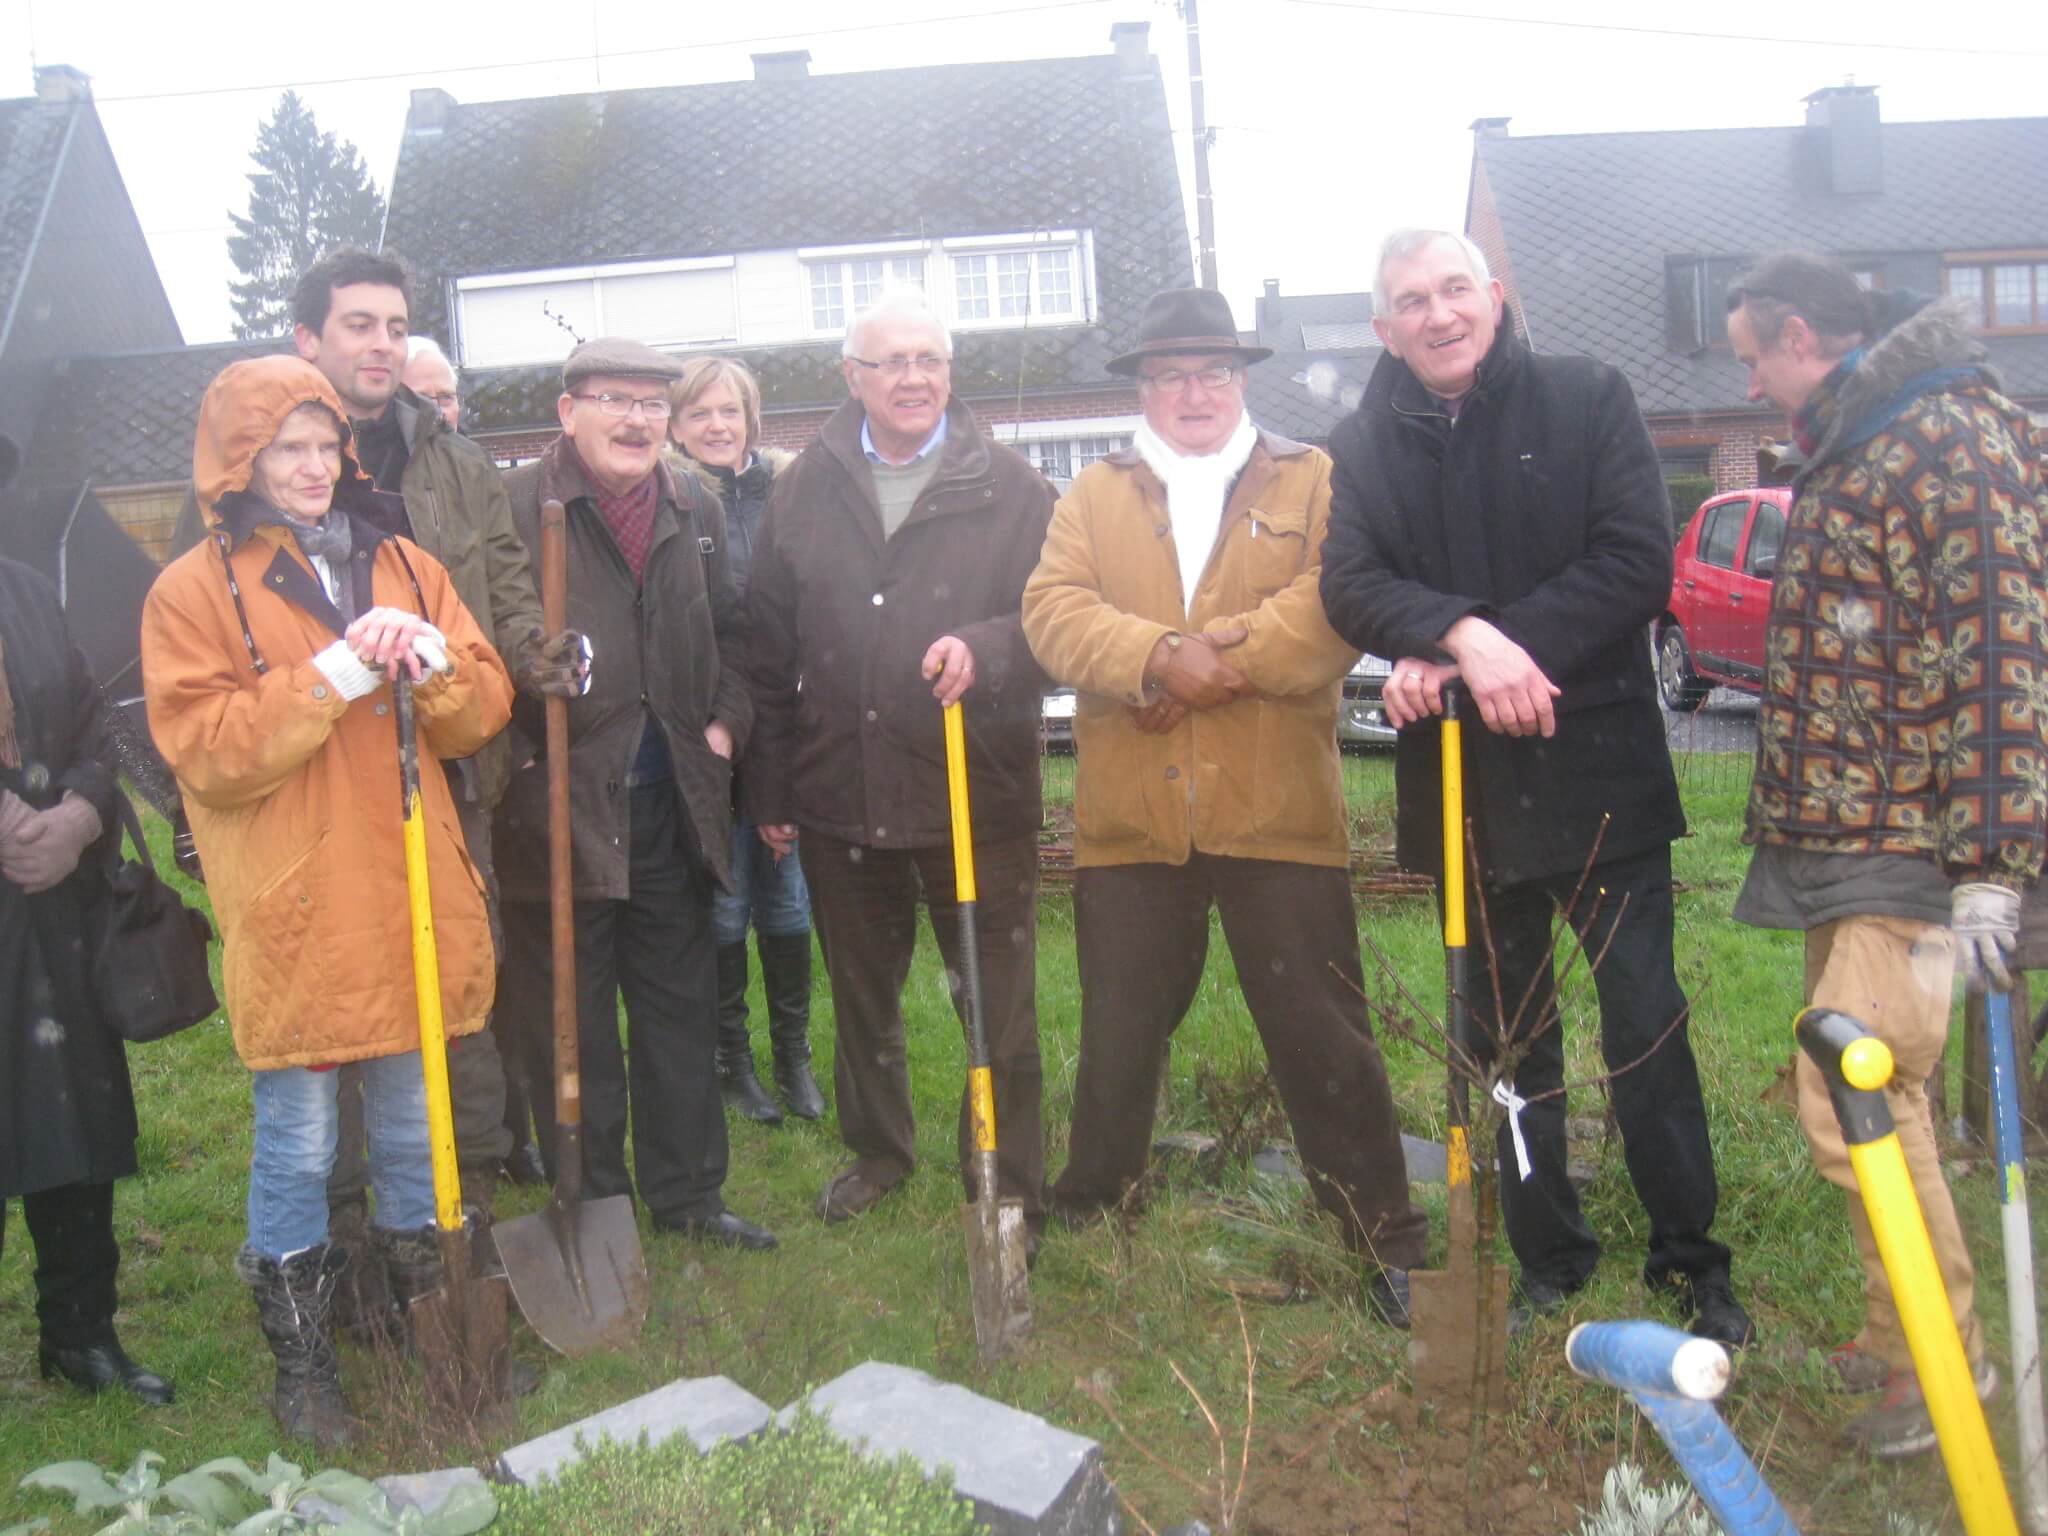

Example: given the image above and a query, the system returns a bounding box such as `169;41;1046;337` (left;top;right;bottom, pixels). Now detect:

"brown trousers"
1056;853;1429;1270
1798;914;1980;1372
799;828;1045;1219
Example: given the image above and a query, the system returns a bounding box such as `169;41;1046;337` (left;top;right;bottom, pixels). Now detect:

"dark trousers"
0;1181;118;1347
499;781;728;1222
800;827;1045;1220
330;796;511;1211
1471;845;1728;1290
1056;854;1428;1269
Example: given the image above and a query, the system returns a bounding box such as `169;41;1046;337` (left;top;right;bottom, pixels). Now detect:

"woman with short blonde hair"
665;357;819;1125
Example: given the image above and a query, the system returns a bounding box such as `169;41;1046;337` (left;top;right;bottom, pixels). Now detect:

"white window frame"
802;249;932;338
943;231;1088;330
992;415;1140;484
452;255;738;366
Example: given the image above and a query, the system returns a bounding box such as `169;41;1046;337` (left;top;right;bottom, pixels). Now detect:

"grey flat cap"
563;337;685;389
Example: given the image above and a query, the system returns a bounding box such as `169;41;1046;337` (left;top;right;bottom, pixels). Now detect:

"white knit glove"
1952;881;2022;993
312;639;382;701
411;628;451;676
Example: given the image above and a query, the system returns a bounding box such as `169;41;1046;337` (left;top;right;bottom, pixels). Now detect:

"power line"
1273;0;2048;60
87;0;1120;106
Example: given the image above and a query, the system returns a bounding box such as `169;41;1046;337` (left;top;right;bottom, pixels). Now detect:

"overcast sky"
4;0;2044;346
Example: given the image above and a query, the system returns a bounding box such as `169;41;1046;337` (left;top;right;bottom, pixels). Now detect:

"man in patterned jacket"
1726;250;2048;1459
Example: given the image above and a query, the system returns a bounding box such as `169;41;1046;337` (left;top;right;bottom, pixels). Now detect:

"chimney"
1264;279;1280;300
753;50;812;82
1110;21;1152;77
1469;116;1511;140
1805;85;1882;194
34;65;92;105
408;87;456;134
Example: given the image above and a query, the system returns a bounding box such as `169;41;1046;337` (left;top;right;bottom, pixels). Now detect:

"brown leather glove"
521;630;592;700
0;792;101;894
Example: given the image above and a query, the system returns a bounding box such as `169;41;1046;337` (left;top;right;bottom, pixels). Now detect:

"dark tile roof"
1477;114;2048;415
385;51;1192;432
1246;346;1381;446
1254;289;1374;349
0;95;74;348
26;339;285;489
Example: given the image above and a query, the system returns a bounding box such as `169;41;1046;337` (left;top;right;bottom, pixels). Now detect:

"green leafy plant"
6;1451;493;1536
491;1407;977;1536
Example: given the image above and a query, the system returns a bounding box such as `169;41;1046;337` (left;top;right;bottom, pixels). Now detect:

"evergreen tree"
225;92;387;339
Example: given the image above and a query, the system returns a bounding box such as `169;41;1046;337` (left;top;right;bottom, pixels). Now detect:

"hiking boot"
1661;1270;1754;1351
716;941;784;1125
1845;1357;1998;1460
1827;1340;1893;1394
238;1243;357;1452
1365;1267;1413;1331
760;930;825;1120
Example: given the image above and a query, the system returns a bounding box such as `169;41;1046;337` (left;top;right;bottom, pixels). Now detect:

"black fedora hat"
1107;287;1273;376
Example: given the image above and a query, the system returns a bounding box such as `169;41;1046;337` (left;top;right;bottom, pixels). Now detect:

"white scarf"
1133;412;1259;613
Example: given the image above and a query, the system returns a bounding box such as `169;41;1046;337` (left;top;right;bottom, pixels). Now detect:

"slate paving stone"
499;1374;773;1486
790;1360;1118;1535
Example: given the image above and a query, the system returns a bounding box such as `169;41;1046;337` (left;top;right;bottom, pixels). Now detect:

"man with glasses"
746;291;1055;1232
403;338;462;432
1319;231;1751;1348
493;337;774;1250
1022;287;1427;1318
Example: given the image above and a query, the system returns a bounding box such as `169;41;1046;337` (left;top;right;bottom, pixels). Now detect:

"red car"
1655;487;1790;712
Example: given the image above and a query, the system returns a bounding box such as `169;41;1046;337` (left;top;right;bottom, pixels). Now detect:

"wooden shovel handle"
541;502;582;1173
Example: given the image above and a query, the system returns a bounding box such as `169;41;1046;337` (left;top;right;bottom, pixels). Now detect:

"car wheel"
1656;623;1709;713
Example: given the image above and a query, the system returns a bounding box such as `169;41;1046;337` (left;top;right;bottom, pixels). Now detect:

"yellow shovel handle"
944;701;977;904
403;785;463;1235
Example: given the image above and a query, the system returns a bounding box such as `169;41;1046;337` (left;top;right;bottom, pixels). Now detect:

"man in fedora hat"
1318;230;1750;1347
1022;287;1428;1319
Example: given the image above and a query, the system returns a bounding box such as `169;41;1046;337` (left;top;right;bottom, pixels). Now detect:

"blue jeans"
248;1053;435;1259
711;813;812;946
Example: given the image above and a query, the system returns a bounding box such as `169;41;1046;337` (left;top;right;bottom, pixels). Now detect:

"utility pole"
1182;0;1218;289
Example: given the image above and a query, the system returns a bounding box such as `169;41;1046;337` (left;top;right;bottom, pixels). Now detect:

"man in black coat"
1319;230;1750;1347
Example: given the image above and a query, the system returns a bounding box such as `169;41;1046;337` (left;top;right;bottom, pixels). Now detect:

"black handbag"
93;791;219;1043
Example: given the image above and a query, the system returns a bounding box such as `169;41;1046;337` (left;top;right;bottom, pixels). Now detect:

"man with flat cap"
1022;288;1427;1319
493;337;773;1249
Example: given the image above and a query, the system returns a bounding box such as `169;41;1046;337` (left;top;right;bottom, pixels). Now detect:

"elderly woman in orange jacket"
142;356;511;1449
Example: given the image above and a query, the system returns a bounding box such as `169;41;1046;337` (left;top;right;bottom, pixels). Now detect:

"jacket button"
871;593;885;606
375;702;389;716
866;709;878;722
311;684;329;700
1165;765;1180;780
875;826;887;838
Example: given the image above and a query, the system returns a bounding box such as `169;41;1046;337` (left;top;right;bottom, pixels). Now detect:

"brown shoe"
816;1165;900;1224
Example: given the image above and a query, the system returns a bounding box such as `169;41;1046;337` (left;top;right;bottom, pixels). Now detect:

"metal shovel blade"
964;1196;1032;1361
496;1194;649;1357
1407;1180;1507;1405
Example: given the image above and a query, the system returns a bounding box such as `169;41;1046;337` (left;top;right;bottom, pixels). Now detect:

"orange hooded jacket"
141;356;513;1071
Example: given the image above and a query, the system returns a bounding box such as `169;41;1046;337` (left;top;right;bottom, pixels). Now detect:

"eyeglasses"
847;355;952;378
421;391;459;408
1139;365;1237;392
573;392;672;420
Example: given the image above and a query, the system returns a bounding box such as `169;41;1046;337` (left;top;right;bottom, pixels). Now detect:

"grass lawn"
1;748;2037;1532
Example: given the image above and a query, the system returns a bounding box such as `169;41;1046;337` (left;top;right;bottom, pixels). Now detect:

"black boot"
238;1243;357;1451
717;940;783;1125
761;930;825;1120
39;1334;174;1405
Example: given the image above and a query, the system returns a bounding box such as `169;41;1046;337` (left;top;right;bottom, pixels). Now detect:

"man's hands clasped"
1130;625;1252;732
1384;617;1561;739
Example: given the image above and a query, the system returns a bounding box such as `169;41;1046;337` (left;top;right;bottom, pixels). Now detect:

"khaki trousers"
1796;914;1980;1372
